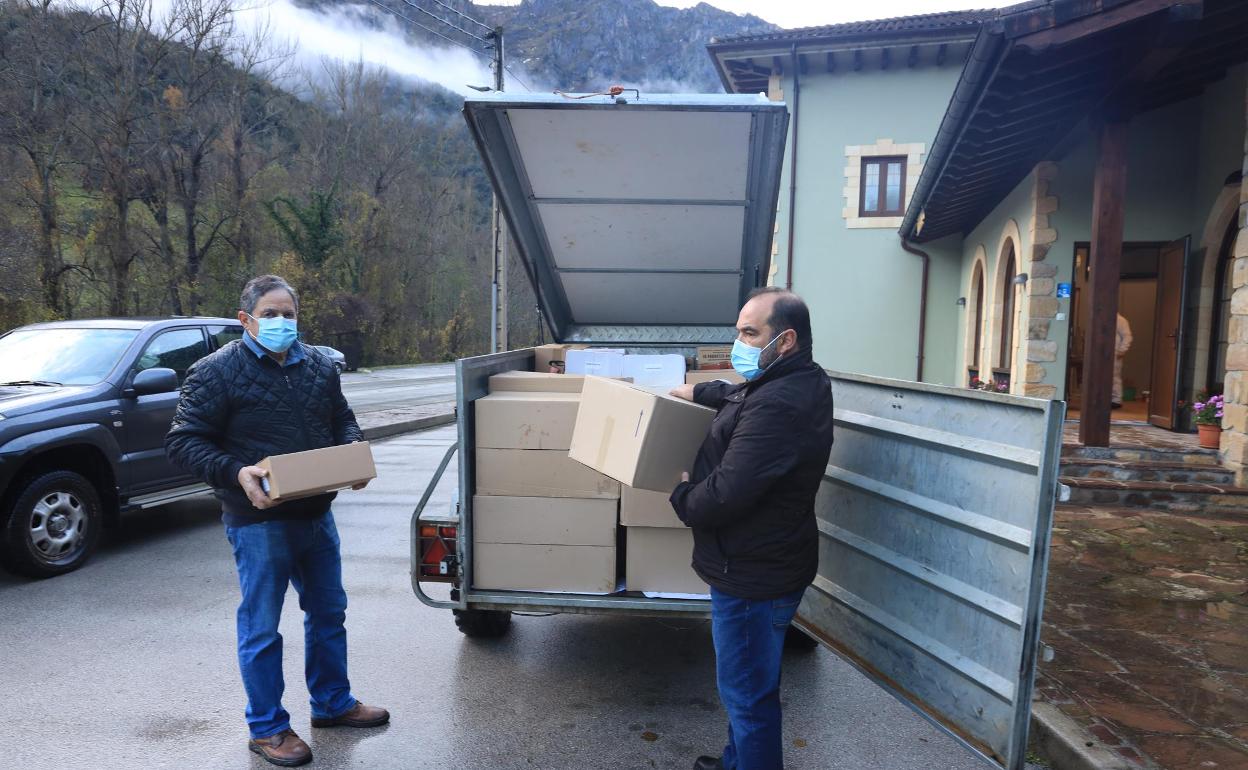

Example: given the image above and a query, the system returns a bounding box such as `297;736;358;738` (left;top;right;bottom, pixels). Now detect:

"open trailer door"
797;373;1066;770
461;91;788;346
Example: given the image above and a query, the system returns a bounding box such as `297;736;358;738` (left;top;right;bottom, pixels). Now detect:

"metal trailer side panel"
796;372;1065;770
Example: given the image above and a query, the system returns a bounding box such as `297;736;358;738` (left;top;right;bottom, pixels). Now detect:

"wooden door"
1149;237;1189;429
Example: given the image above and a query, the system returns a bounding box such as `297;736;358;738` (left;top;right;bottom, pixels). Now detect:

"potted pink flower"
1193;394;1224;449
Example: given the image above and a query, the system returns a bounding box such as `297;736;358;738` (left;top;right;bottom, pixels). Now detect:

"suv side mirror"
131;368;179;396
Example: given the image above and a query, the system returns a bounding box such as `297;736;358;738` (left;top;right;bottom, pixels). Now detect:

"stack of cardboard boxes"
471;344;737;597
472;371;621;593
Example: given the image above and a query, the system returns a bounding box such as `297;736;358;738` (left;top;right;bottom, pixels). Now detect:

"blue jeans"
711;585;806;770
225;512;357;739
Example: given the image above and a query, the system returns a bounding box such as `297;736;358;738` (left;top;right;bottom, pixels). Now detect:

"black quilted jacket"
165;339;362;525
670;348;834;600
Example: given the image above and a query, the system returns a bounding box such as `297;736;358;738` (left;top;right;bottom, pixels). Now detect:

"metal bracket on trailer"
410;441;467;610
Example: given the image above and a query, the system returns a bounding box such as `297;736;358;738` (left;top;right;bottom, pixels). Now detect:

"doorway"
1066;239;1189;426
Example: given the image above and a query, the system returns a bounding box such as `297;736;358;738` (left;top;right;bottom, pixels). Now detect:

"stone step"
1061;443;1221;466
1060;476;1248;517
1059;458;1236;485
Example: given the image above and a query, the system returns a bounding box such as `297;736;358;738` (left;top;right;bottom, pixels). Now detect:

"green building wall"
770;63;965;383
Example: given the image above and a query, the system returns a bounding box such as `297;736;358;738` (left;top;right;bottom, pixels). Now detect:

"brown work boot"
311;701;390;728
248;729;312;767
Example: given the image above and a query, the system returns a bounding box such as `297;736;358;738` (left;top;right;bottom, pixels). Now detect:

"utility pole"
489;26;508;353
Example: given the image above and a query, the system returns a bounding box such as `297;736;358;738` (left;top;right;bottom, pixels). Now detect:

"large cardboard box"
476;448;620;499
489;371;586;394
474;543;617;593
488;371;631;394
474;392;580;450
258;442;377;502
473;495;617;546
621;485;683;528
685;370;745;386
569;377;715;493
625;526;709;595
622;354;686;389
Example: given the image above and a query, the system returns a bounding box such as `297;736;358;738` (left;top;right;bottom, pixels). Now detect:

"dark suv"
0;317;243;578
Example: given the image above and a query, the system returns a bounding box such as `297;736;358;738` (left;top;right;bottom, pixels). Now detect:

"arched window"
966;260;986;384
973;269;985;371
998;245;1018;372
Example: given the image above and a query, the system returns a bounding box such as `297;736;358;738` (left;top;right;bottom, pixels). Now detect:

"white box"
622;354;687;389
566;349;626;377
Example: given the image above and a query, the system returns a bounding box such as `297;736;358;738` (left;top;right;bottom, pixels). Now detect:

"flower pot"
1197;423;1222;450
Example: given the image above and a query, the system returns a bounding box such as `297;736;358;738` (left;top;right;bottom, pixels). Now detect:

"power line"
394;0;492;46
364;0;535;93
362;0;492;60
503;65;533;93
426;0;493;33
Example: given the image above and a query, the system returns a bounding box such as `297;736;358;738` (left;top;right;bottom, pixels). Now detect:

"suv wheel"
1;471;103;578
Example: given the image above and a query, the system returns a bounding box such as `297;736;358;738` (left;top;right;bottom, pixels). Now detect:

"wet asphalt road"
0;426;1017;770
339;365;456;416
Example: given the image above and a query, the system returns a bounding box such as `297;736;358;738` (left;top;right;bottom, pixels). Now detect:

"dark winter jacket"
165;338;362;526
670;348;834;599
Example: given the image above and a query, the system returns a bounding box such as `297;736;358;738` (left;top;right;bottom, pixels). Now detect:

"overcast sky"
482;1;1020;29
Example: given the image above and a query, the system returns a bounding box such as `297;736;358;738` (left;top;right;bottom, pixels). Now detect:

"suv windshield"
0;328;140;386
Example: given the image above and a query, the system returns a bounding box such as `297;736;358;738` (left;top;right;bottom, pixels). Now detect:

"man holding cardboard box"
166;275;387;767
670;288;835;770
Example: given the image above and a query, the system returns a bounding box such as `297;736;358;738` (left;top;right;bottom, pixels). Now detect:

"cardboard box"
473;543;617;593
258;442;377;502
696;346;733;365
621;485;683;528
622;354;686;389
565;349;626;377
533;344;570;373
569;377;715;493
473;495;617;546
476;448;621;499
685;370;745;386
489;370;586;394
488;371;631;394
474;392;580;450
625;526;709;595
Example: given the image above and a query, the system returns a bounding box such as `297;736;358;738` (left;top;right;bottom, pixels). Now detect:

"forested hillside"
0;0;773;363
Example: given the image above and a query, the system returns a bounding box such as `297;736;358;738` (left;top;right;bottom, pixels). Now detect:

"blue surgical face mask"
247;313;298;353
731;331;787;381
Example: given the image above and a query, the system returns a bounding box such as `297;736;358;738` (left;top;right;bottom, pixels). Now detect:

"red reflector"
440;526;457;538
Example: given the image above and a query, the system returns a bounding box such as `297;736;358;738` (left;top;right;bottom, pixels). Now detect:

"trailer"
411;91;1066;770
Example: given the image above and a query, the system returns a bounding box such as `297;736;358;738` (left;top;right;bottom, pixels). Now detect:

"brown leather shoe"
311;701;390;728
248;729;312;767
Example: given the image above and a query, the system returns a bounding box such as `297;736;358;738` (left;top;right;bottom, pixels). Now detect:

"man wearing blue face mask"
669;287;835;770
166;275;387;767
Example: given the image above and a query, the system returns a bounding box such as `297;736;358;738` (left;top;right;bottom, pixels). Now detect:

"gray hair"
240;275;299;314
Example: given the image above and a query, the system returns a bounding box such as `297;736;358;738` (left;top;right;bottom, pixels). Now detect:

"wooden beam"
853;49;863;71
881;48;891;70
826;51;835;73
936;43;947;66
908;45;919;68
1079;120;1130;447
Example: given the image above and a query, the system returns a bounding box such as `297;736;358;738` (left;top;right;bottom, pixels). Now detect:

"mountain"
472;0;777;93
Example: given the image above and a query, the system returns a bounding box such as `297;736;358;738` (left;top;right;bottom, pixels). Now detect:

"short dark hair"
748;287;812;349
240;275;298;314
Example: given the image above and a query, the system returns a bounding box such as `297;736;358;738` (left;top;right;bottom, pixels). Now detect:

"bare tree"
72;0;183;315
0;0;87;315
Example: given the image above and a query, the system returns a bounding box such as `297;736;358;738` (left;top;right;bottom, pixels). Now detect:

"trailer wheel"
454;608;512;638
784;623;819;651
